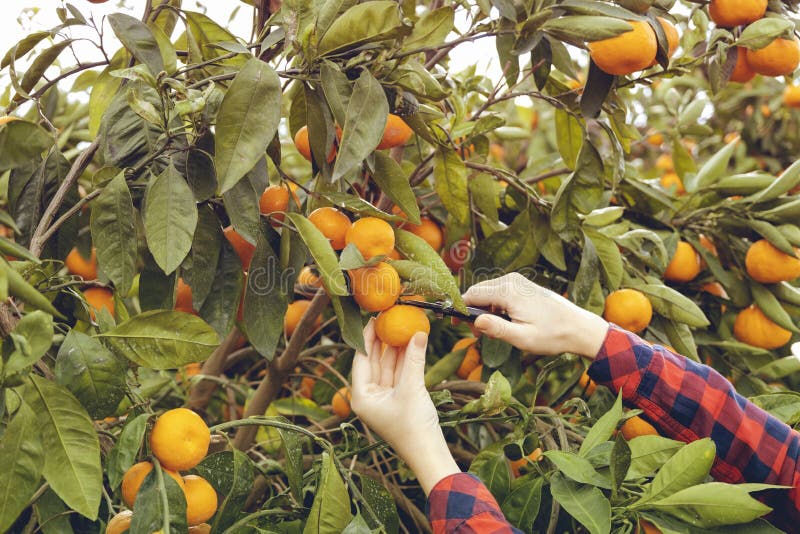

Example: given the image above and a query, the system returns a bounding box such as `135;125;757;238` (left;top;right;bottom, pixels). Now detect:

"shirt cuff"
586;324;650;400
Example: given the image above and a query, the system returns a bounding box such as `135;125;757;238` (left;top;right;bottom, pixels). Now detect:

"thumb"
474;314;525;345
398;331;428;391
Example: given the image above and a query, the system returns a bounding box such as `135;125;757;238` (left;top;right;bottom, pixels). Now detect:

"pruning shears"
399;299;511;323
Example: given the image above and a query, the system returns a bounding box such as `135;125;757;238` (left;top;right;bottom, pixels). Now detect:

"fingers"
352;320;376;400
398;331;428;392
474;314;529;348
379;346;398;387
462;283;512;310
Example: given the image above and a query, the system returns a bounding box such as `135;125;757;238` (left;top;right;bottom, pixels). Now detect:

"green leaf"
462;371;512;416
554;110;583;170
304;452;353;534
215;58;281;194
685;138;737;192
584;228;623;290
208;449;255;532
106;414;150;490
200;240;243;338
331;69;388;183
22;375;102;520
469;446;512;503
635;438;715;507
738;18;795;50
186;205;222;310
91;171;137;295
433;148;469;225
184;11;248;67
128;467;187;534
395;229;464;310
54;330;126;420
3;262;63;318
287;214;348;296
552;137;604;239
4;310;53;376
1;31;51;70
626;435;684;479
243;223;288;359
360;475;399;533
317;1;407;56
609;434;631;493
0;120;52;172
542;451;611;488
97;310;219;369
275;422;305;502
319;61;353;126
372;152;420;224
0;236;38;262
750;160;800;202
15;40;74;98
549;473;611;534
579;392;622;457
501;476;543;531
144;163;198;275
330;294;366;354
543;16;633;44
751;282;800;333
638;283;710;328
645;482;772;527
0;401;43;533
403;7;455;51
108;13;164;75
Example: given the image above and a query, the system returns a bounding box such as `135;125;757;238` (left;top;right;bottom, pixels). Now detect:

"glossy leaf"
91;171;137;295
372;152;420;224
549;473;611;534
106;414;150;490
4;310;53;376
108;13;164;75
287;213;348;296
395;229;464;310
433;148;469;225
0;401;43;533
317;1;407;56
303;452;353;533
635;438;715;506
128;467;187;534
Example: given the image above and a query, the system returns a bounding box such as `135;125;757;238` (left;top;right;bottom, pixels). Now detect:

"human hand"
463;273;610;358
351;319;459;494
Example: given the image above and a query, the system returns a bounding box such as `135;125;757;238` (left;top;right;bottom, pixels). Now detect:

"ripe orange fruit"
783;85;800;108
640;519;662;534
453;338;481;379
294;125;336;163
745;239;800;283
698;234;718;257
747;38;800;77
578;369;597;396
374;304;430;347
509;447;543;477
377;114;414;150
66;247;98;280
84;287;114;320
702;282;728;299
299;376;316;398
188;524;212;534
259;185;298;225
664;241;702;283
708;0;766;28
297;265;322;288
150;408;210;472
588;20;657;76
331;386;352;418
183;362;202;380
344;217;395;260
105;510;133;534
656;18;679;59
489;143;506;162
729;47;756;83
175;278;196;315
646;132;664;146
121;461;184;508
621;415;659;440
183;475;218;526
466;364;484;382
655;154;673;171
443;237;471;273
349;262;401;312
404;217;443;251
223;226;255;269
660;172;685;195
604;289;653;334
284;299;322;337
308;207;351;250
734;305;792;349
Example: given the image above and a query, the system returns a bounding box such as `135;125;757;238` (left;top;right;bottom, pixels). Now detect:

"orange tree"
0;0;799;532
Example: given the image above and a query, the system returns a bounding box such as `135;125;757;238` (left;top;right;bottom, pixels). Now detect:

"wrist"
570;312;609;358
397;429;460;495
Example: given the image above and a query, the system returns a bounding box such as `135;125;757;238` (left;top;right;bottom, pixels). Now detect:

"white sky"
0;0;500;86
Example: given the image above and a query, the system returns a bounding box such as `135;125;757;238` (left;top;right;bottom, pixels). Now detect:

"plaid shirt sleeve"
588;324;800;526
426;473;523;534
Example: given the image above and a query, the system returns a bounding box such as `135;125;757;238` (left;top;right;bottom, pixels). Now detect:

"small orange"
344;217;395;259
374;304;430;347
509;447;543;477
297;265;322;288
223;226;255;269
646;132;664;146
640;519;662;534
121;461;184;508
175;278;196;315
66;247;98;280
660;171;685;195
664;241;702;283
284;299;322;337
150;408;210;472
708;0;766;28
331;386;352;418
698;234;718;257
604;289;653;334
466;364;484;382
404;217;443;251
377;114;414;150
655;154;674;172
183;475;218;526
105;510;133;534
299;375;316;398
734;305;792;350
702;282;728;299
84;287;114;320
729;47;756;83
183;362;202;379
442;237;472;273
747;38;800;77
308;207;351;250
620;415;659;440
188;525;212;534
745;239;800;283
259;185;293;225
489;143;506;162
294;125;336;163
588;20;657;76
578;369;597;396
349;262;401;312
453;338;481;379
783;85;800;108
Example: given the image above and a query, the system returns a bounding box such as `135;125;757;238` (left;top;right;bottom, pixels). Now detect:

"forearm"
397;430;460;495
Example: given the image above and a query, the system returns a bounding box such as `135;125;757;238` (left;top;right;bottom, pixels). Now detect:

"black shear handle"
400;300;511;323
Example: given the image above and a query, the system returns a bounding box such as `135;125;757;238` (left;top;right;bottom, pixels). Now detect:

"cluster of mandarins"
106;408;217;534
602;236;800;351
64;247;116;319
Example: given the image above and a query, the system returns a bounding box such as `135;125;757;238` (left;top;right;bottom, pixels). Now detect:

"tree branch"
187;326;243;414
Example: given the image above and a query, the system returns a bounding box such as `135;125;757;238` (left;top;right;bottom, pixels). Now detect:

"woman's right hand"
462;273;610;358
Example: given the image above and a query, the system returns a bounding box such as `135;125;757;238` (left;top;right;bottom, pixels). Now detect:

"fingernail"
413;332;428;348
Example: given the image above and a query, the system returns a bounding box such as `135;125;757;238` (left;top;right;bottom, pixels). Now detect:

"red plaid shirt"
425;325;800;533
